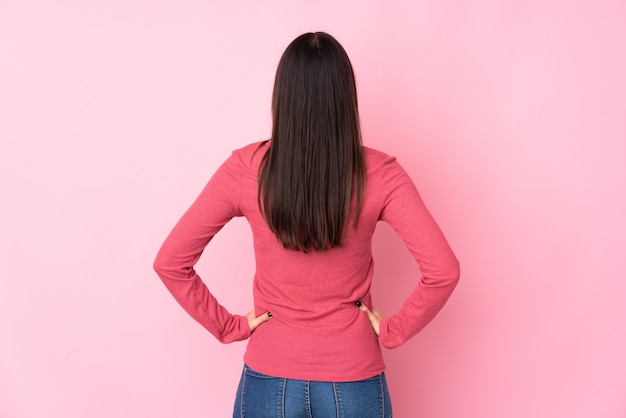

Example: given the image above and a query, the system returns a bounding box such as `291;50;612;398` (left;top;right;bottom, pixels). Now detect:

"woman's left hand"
359;304;386;337
246;310;272;333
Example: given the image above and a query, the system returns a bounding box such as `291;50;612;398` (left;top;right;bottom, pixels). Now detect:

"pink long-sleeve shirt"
153;141;460;382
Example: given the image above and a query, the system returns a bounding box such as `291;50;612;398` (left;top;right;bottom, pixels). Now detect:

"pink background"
1;1;625;417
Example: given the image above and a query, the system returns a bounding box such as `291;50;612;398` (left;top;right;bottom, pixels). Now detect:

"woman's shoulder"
362;146;398;172
363;145;390;160
229;140;270;168
233;140;269;156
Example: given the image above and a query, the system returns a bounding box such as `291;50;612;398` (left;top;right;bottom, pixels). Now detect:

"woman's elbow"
153;251;172;278
447;256;460;284
438;256;461;288
451;259;461;287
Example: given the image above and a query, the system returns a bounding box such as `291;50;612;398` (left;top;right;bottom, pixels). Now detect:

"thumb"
357;301;376;323
357;301;384;337
246;310;272;332
357;300;370;314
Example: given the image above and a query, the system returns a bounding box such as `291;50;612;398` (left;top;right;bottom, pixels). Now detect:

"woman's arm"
375;156;460;349
153;152;252;343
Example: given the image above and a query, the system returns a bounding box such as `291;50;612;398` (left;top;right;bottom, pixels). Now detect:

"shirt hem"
243;357;386;383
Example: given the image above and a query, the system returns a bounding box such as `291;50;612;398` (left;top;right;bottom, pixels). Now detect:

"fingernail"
267;312;272;317
355;301;362;307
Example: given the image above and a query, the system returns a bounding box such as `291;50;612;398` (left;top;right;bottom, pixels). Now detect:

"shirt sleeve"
153;151;251;343
377;156;460;349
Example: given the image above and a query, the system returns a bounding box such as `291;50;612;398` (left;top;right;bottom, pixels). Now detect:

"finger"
358;302;381;323
356;302;384;336
248;311;272;332
372;307;386;319
356;301;370;313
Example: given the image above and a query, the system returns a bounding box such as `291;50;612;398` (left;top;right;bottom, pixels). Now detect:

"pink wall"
1;1;625;417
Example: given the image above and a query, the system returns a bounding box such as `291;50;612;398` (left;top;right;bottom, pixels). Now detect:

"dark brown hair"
258;32;365;253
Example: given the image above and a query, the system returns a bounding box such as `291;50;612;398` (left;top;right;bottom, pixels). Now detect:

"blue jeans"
233;364;392;417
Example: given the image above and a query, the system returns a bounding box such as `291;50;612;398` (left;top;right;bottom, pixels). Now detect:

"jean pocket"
243;364;277;379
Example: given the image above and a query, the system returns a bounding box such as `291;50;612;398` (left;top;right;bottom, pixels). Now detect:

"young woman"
154;32;460;418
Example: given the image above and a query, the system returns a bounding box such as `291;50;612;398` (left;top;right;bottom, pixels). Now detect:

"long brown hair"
258;32;365;253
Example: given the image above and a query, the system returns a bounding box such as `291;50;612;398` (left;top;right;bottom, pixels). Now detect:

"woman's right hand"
246;310;272;333
358;303;386;337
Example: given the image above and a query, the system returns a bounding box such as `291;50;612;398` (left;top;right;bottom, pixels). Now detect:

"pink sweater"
154;141;460;382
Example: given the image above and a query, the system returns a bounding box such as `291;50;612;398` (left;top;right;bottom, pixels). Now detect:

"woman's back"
154;140;459;381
